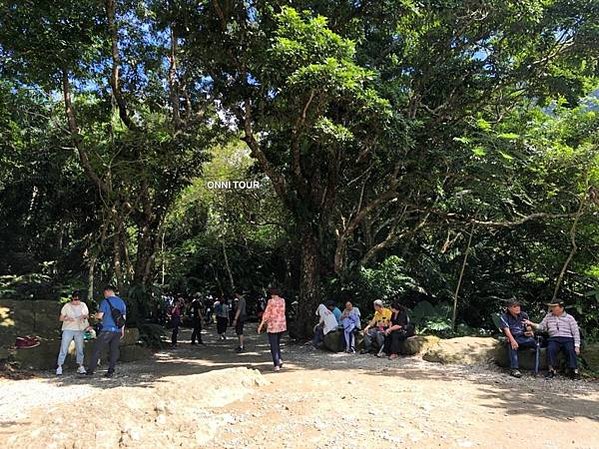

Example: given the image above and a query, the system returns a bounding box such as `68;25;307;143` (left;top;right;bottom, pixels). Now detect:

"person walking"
190;295;205;345
257;288;287;371
56;291;90;375
232;292;247;352
86;286;126;378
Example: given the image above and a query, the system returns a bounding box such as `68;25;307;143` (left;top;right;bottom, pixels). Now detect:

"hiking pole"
534;336;540;375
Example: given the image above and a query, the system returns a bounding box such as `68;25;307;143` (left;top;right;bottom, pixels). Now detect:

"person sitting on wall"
328;300;342;326
382;301;415;360
525;300;581;380
499;299;538;378
340;300;361;353
312;302;339;348
360;299;392;355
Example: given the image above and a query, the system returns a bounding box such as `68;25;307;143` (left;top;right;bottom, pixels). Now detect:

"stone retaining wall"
0;299;151;369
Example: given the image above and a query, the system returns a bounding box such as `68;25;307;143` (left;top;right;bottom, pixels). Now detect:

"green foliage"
0;274;59;300
138;322;166;350
0;1;598;339
357;256;420;303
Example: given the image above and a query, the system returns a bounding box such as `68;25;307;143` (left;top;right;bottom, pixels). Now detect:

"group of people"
56;286;126;378
54;285;584;379
312;298;415;360
165;292;251;352
499;298;581;379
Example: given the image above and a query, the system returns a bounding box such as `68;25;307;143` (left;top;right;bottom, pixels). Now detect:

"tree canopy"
0;0;598;337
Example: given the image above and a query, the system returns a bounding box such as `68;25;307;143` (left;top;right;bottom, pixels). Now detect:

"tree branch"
105;0;136;130
552;195;586;301
168;26;182;129
61;69;109;195
239;101;290;208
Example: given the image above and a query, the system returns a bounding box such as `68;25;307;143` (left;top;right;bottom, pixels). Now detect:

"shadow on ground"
22;327;599;422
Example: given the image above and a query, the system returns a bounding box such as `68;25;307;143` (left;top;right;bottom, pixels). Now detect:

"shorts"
235;317;246;336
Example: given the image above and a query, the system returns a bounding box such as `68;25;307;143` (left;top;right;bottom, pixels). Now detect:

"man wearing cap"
524;300;581;379
360;300;392;355
499;299;537;378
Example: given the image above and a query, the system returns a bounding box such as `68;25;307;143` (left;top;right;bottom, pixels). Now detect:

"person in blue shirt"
327;301;342;325
500;299;537;378
86;286;127;378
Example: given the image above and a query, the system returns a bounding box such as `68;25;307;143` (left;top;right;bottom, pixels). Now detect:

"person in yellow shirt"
360;300;392;354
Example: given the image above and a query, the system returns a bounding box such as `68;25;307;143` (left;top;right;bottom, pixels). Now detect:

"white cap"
373;299;383;307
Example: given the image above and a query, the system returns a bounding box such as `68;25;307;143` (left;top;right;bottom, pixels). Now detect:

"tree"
0;0;222;304
183;1;598;334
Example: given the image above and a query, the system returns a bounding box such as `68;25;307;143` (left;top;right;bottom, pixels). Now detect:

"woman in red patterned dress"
257;288;287;371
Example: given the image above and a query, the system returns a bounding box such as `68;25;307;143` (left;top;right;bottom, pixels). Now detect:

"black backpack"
106;298;126;328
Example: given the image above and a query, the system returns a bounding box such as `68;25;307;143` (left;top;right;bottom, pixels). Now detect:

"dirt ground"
1;327;598;449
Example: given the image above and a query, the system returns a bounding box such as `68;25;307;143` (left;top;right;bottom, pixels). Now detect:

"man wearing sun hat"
524;300;581;379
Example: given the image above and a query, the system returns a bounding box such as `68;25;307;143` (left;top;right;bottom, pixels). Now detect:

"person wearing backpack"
86;285;127;378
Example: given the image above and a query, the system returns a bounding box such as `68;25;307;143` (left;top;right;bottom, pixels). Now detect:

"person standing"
169;298;184;348
525;300;581;379
190;296;205;345
257;288;287;371
87;286;126;378
215;296;229;339
56;291;90;375
232;292;247;353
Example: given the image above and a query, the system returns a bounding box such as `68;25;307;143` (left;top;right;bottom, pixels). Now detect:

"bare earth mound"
3;367;267;449
1;330;598;449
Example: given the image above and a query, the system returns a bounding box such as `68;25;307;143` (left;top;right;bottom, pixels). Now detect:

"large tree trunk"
296;229;321;337
133;223;156;287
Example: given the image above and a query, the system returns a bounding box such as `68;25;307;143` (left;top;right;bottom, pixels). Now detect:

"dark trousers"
171;316;181;346
507;335;538;369
267;332;283;367
363;328;385;352
216;316;228;334
191;317;203;344
312;326;325;346
385;330;409;355
547;337;577;369
88;331;120;373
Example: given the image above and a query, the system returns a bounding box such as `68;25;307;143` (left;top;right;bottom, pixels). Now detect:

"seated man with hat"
499;299;538;378
524;300;581;379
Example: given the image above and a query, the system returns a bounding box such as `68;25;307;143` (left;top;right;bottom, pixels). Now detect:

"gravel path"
1;328;598;449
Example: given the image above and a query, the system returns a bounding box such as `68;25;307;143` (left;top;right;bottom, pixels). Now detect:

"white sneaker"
273;366;280;372
77;366;87;374
56;366;63;376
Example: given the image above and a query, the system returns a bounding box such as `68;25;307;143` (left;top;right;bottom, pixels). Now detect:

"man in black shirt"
190;296;205;345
